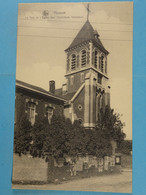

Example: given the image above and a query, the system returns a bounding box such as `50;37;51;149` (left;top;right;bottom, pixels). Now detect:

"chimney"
49;80;55;94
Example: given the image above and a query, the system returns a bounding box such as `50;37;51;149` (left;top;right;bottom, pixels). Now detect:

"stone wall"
12;154;48;183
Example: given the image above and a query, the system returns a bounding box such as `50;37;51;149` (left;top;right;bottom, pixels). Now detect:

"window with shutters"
94;50;98;68
81;50;87;67
67;58;70;72
101;55;104;72
105;59;107;73
99;56;101;70
27;102;36;125
71;54;76;70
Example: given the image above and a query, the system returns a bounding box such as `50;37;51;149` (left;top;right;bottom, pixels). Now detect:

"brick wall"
15;87;64;127
66;69;89;93
73;87;85;121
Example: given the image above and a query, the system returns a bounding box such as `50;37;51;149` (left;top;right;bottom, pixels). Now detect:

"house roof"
65;20;109;54
16;80;67;102
62;92;76;101
55;88;62;96
55;83;85;102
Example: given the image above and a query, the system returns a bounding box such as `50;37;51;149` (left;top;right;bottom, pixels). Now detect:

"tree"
68;120;87;157
14;116;32;155
30;116;49;157
96;106;125;146
118;140;132;155
42;114;68;159
14;106;125;160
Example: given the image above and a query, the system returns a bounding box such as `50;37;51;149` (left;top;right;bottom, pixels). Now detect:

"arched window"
94;50;98;68
27;102;36;125
46;106;53;124
71;54;76;70
101;55;104;72
81;50;87;67
105;59;107;73
99;57;101;69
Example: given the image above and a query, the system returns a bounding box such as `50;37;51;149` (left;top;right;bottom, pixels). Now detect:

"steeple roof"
65;20;109;54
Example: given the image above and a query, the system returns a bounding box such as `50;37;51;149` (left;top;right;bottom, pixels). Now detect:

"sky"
16;2;133;140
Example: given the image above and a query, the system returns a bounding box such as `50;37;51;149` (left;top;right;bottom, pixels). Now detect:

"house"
15;80;66;127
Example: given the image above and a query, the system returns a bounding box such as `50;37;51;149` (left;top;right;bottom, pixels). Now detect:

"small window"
78;104;83;111
98;74;102;84
71;54;76;70
46;106;53;124
78;118;83;125
81;50;87;67
94;50;98;68
27;102;36;125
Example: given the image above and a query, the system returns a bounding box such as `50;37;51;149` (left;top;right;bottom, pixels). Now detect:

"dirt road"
13;170;132;193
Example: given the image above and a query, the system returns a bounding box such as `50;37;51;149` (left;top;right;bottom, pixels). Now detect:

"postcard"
12;2;133;193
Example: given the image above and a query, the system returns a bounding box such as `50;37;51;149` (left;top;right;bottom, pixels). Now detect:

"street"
13;170;132;193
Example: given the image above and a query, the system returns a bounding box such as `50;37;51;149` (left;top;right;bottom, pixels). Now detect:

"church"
55;19;110;128
15;18;110;129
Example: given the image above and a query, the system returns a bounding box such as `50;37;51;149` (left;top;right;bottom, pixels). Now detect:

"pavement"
13;170;132;193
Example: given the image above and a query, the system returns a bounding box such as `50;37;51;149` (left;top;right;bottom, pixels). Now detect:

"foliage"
14;116;32;155
14;106;125;159
118;140;132;155
97;106;126;146
43;114;67;159
29;116;49;157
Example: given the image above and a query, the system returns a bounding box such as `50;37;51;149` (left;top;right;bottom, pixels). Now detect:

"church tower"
62;19;110;128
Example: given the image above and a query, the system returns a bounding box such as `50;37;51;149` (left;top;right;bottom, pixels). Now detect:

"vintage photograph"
12;2;133;193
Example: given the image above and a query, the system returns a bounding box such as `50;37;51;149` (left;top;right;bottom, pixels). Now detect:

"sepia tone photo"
12;2;133;193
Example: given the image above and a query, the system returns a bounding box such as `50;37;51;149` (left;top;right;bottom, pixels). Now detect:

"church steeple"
65;20;108;54
64;18;109;94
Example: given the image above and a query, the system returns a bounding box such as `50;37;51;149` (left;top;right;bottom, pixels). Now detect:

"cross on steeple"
86;3;90;21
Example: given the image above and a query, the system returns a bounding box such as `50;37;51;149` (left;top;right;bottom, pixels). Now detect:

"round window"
78;104;83;111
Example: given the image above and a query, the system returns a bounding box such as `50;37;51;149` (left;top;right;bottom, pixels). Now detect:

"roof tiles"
65;20;108;54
